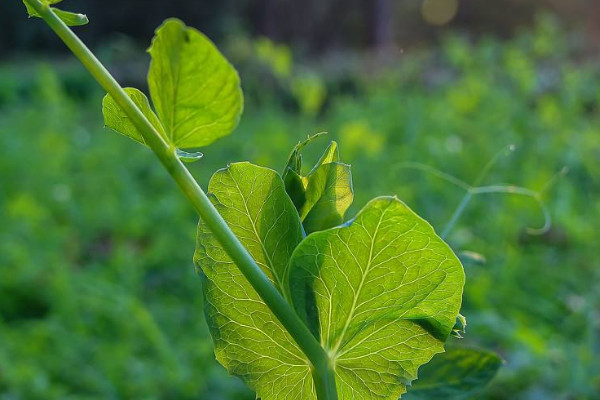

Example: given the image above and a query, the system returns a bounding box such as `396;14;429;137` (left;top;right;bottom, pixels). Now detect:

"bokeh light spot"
422;0;459;26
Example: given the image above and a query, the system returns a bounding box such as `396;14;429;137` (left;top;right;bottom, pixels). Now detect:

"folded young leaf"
283;168;307;211
404;347;502;399
102;88;165;146
23;1;89;26
283;132;328;176
301;162;353;233
194;162;313;400
283;139;354;234
308;139;339;174
282;133;329;210
289;197;465;399
148;18;243;149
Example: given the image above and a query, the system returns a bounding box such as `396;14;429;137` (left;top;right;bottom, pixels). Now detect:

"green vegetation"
1;5;599;400
16;3;471;398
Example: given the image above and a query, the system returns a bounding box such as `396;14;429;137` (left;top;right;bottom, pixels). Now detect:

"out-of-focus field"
1;15;599;400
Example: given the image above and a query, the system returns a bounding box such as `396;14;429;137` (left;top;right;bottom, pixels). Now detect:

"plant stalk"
22;1;337;398
441;190;472;240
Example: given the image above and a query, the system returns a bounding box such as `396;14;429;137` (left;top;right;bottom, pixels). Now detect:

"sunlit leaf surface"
101;19;242;150
283;139;354;234
148;18;243;148
290;197;465;399
194;162;313;400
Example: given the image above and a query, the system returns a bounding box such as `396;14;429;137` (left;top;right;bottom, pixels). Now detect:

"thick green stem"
22;1;337;398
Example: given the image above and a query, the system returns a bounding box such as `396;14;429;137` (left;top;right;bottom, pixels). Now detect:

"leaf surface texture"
102;88;164;146
289;197;465;399
195;162;314;400
148;19;243;148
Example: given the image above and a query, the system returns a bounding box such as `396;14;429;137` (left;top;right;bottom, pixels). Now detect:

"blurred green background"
1;0;599;399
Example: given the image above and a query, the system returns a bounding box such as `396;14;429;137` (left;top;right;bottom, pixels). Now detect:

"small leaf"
308;139;339;173
283;138;354;234
23;1;89;26
300;161;353;233
23;0;63;17
451;313;467;338
148;18;243;149
289;197;465;398
194;162;312;400
282;132;328;178
404;347;503;399
102;88;165;146
52;8;88;26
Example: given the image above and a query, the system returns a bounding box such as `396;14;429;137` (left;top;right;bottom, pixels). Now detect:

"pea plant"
20;1;502;399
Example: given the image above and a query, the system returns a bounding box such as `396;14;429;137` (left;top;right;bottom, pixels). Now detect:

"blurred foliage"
1;13;600;400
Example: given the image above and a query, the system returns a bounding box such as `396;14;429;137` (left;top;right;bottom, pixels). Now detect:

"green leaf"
282;132;329;176
283;138;354;234
301;161;353;233
283;168;307;211
23;0;63;16
309;139;339;171
194;162;313;400
404;347;502;399
451;313;467;338
102;88;165;146
52;8;88;26
23;1;89;27
289;197;465;398
147;18;243;149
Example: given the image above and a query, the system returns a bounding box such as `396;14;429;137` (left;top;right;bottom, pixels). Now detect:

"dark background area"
2;0;600;55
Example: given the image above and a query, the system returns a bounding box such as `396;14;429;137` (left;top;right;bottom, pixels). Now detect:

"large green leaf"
289;197;465;399
283;139;354;234
194;162;314;400
23;0;89;26
404;347;503;399
102;88;165;146
148;18;243;149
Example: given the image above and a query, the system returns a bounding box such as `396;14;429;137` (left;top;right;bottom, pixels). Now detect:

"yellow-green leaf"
289;196;465;399
102;88;165;146
194;162;313;400
147;18;243;149
301;161;353;233
283;139;354;233
23;1;89;26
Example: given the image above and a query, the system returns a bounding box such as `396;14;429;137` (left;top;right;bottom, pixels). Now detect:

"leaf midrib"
329;205;387;357
168;39;182;143
229;169;286;292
